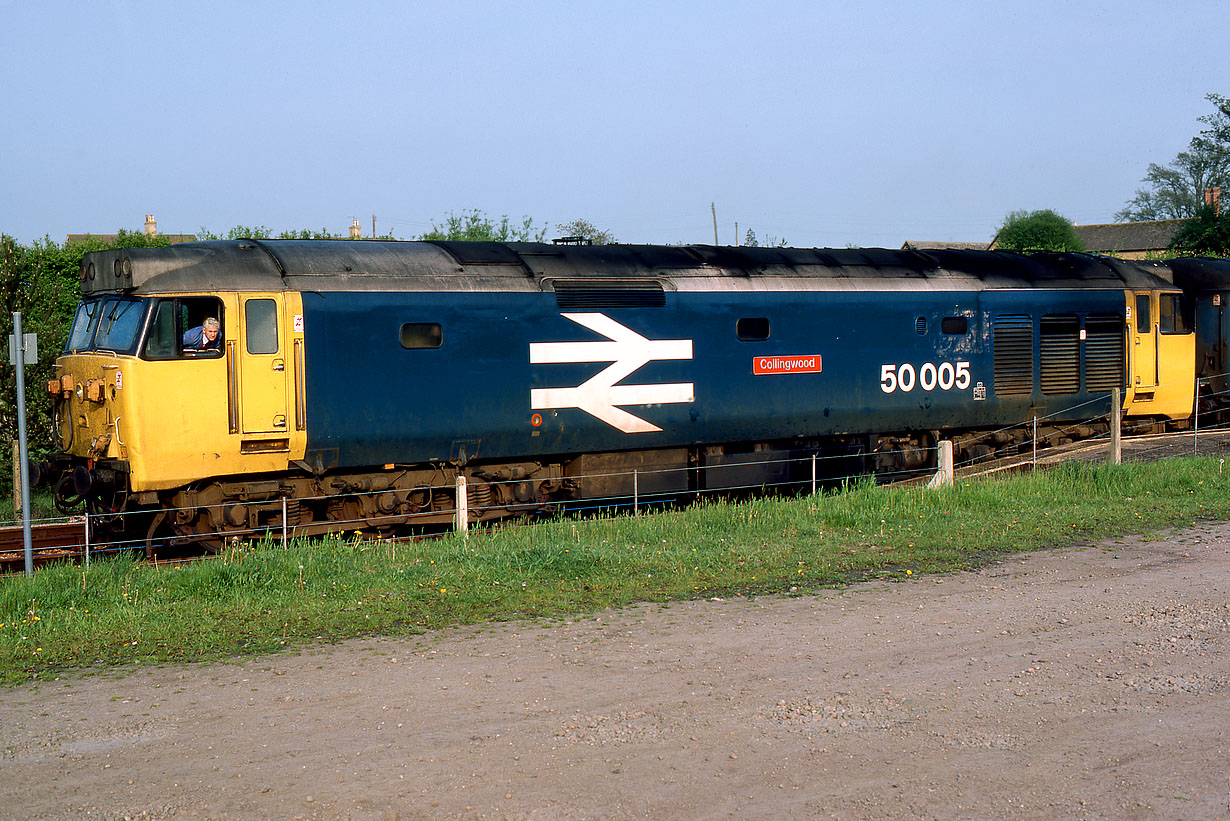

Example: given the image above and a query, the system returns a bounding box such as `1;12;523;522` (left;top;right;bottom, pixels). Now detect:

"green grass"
3;457;1229;685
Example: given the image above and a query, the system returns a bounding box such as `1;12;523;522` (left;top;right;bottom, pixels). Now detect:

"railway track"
0;519;88;573
942;428;1230;483
5;428;1230;573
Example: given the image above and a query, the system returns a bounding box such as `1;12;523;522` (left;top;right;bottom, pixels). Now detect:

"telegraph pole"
711;202;719;245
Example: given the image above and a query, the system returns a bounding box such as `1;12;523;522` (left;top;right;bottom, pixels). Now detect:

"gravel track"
2;523;1229;819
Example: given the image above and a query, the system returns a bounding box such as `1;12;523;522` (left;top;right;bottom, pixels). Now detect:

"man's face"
204;326;219;342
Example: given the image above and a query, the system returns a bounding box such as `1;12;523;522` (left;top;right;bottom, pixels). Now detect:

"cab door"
1130;291;1157;392
238;296;288;434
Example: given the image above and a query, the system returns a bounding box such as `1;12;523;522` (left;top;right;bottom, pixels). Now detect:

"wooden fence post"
454;475;469;535
927;440;954;489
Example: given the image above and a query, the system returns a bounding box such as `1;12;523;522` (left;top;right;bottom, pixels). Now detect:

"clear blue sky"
1;0;1223;248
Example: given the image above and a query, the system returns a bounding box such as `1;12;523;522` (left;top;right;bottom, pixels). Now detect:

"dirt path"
3;524;1229;820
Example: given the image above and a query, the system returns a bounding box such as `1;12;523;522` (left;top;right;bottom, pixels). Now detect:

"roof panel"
78;239;1181;296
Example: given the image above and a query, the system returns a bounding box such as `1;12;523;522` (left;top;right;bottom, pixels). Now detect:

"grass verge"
3;457;1228;686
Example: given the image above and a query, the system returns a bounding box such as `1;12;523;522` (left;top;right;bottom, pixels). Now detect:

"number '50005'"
880;361;971;393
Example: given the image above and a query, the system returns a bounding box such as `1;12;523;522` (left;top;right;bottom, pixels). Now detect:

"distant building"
1070;219;1184;259
901;241;992;252
66;214;196;246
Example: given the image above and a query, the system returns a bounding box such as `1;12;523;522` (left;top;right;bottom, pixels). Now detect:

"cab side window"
143;300;179;359
1159;293;1192;334
141;297;226;360
245;299;279;354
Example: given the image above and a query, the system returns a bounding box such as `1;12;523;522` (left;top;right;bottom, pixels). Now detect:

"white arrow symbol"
530;313;694;433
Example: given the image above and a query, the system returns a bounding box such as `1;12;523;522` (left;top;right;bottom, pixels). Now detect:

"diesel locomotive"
42;239;1224;551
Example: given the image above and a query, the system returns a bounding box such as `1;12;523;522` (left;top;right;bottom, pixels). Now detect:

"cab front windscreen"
63;297;148;355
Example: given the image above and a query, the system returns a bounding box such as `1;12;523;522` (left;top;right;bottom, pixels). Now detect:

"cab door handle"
273;359;285;372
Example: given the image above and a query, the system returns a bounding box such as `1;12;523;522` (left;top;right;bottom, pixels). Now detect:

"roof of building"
901;241;991;251
1072;219;1184;254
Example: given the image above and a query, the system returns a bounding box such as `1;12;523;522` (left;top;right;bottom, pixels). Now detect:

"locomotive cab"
1169;258;1230;408
47;284;307;519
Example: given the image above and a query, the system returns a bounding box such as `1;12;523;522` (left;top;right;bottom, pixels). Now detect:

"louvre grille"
915;316;928;335
994;315;1033;397
1085;315;1124;393
553;280;666;309
1040;314;1080;395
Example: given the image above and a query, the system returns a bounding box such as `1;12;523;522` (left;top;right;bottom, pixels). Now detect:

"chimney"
349;219;362;240
144;214;157;236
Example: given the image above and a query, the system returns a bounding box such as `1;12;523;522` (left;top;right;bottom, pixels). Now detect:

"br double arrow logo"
530;313;694;434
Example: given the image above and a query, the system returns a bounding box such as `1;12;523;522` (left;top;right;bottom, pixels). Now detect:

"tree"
419;210;547;243
1116;93;1230;222
1196;92;1230;148
196;226;339;240
553;218;616;245
1169;204;1230;257
1115;143;1229;221
742;228;787;248
994;210;1084;252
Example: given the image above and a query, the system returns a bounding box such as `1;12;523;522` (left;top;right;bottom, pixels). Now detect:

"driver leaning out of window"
183;317;221;350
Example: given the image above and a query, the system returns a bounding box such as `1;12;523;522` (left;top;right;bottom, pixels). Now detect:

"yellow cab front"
49;291;306;503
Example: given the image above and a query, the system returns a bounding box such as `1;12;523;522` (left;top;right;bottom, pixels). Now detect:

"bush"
1169;204;1230;257
995;209;1084;252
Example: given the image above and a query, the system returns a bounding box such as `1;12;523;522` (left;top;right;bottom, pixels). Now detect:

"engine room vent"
552;280;666;309
1040;314;1080;395
993;315;1034;397
915;316;928;335
1085;315;1124;393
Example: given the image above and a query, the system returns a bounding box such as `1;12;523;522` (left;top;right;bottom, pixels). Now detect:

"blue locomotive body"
300;284;1129;470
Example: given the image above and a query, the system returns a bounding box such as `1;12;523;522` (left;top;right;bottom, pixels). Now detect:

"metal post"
811;453;817;494
281;497;288;548
1110;388;1122;465
1032;416;1038;472
84;511;90;569
633;469;639;516
454;475;468;534
1194;381;1200;456
10;441;18;517
13;312;33;576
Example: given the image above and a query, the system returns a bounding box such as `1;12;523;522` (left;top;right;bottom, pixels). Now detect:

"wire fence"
6;374;1230;565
